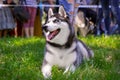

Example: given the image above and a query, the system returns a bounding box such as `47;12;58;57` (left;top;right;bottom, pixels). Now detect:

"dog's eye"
53;19;60;23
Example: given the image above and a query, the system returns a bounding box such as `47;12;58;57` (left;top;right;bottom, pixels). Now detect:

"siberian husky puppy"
41;6;94;78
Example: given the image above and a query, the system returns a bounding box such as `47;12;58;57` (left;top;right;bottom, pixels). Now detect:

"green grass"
0;35;120;80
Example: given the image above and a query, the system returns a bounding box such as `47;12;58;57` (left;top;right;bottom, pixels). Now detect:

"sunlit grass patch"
0;35;120;80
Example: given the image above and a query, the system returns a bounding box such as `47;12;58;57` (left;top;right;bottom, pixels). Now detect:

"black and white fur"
74;9;96;37
41;6;94;78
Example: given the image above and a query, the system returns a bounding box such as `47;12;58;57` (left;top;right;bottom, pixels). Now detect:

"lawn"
0;35;120;80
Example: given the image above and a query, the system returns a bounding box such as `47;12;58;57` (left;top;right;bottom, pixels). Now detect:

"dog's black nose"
42;25;48;32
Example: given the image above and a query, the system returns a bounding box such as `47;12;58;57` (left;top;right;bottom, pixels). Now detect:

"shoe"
114;26;120;34
110;24;118;34
104;30;110;37
96;30;101;36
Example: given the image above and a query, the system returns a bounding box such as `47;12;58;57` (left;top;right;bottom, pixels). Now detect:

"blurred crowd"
0;0;120;38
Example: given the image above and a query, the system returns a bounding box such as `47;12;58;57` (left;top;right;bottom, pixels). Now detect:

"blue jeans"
100;0;120;34
58;0;74;19
111;0;120;25
58;0;80;22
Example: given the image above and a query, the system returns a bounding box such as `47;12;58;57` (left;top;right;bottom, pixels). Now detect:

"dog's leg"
63;64;76;74
74;24;79;37
41;63;52;78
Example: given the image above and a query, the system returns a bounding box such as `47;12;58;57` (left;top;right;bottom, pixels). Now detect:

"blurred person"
23;0;37;38
0;0;16;37
100;0;120;35
14;0;24;37
39;0;56;24
58;0;80;23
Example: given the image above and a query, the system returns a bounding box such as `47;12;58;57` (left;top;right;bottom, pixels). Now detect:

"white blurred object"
0;4;2;8
0;1;3;8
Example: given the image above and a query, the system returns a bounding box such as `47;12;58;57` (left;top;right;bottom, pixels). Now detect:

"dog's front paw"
63;65;76;74
42;64;52;79
43;71;51;79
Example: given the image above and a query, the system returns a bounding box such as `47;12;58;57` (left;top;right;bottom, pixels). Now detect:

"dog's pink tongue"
48;30;58;40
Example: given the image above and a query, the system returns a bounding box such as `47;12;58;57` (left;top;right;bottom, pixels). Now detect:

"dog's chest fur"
45;42;77;67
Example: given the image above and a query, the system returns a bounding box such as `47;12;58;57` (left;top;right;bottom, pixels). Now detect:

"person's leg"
111;0;120;33
59;0;80;23
3;30;8;37
14;27;17;37
17;20;23;37
101;0;110;35
24;27;29;38
0;30;2;37
59;0;72;19
30;27;34;37
29;7;37;37
96;8;103;35
23;7;31;38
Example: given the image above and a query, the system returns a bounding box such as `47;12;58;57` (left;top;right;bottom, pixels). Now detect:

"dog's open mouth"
46;29;61;40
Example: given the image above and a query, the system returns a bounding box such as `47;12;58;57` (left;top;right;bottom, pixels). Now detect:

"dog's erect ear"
58;6;67;18
48;8;54;18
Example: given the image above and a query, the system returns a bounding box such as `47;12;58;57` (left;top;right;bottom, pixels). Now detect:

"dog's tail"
77;40;94;60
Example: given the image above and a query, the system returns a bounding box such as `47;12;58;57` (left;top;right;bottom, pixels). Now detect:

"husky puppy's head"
42;6;75;47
